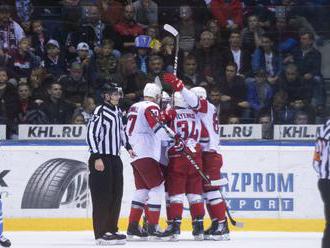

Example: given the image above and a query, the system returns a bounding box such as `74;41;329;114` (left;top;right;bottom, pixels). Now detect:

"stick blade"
163;24;178;36
209;178;228;186
234;221;244;228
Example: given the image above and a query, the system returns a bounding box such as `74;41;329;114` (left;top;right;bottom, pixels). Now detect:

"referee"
87;84;136;246
313;119;330;248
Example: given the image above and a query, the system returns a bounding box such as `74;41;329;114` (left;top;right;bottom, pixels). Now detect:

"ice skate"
96;232;126;246
127;222;148;241
0;235;11;247
192;217;204;241
209;218;230;241
159;219;181;241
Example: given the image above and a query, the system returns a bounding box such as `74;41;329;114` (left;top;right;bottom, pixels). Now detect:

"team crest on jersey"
149;108;159;117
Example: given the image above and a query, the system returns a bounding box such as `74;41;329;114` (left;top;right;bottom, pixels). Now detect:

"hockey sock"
146;204;161;225
128;201;144;223
190;202;205;219
165;193;172;221
206;202;214;219
170;203;183;220
209;201;226;221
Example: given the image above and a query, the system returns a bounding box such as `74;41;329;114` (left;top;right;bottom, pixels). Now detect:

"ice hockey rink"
6;231;322;248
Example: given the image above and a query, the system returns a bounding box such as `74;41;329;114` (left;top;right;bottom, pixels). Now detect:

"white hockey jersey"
181;88;220;153
126;101;169;162
171;107;202;150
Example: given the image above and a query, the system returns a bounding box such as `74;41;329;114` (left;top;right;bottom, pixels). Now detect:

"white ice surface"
5;231;322;248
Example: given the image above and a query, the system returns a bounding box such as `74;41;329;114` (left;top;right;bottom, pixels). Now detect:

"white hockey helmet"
161;91;171;109
174;92;189;108
143;83;162;99
191;86;207;98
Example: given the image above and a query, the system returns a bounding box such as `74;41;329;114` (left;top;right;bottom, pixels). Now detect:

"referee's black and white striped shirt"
313;119;330;179
87;103;131;158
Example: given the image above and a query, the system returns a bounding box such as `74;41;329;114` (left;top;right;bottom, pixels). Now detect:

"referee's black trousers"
319;179;330;248
88;155;124;239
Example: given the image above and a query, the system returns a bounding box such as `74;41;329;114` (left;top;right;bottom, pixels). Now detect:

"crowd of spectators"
0;0;329;138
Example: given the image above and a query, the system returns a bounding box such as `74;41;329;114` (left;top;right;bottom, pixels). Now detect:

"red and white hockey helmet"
143;83;161;99
190;86;207;98
174;92;189;108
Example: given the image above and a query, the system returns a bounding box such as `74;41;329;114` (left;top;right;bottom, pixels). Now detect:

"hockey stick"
148;110;222;186
219;189;244;228
149;110;244;227
163;24;179;76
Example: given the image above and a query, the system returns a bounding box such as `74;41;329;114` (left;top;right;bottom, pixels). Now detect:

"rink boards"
0;141;324;232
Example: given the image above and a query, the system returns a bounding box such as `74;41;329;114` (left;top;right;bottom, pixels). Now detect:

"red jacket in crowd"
210;0;243;29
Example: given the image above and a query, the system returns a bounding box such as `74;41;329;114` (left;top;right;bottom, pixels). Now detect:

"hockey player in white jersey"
163;73;230;240
125;83;169;240
159;92;205;241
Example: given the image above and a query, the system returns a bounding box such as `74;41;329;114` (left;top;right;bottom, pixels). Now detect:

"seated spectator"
293;110;310;125
159;36;184;74
176;5;201;53
193;30;225;83
15;0;33;33
17;83;40;124
58;62;90;105
243;1;276;30
219;62;250;123
210;0;243;30
43;81;75;124
258;110;273;139
227;113;241;124
71;112;85;124
31;20;50;58
241;14;264;53
223;30;252;78
10;37;40;80
290;31;322;81
273;16;298;53
118;53;147;107
114;4;144;50
290;31;325;108
146;25;161;53
208;86;222;121
180;54;206;88
0;67;19;138
206;18;227;50
73;42;97;85
247;69;273;118
79;96;96;123
0;43;14;76
78;3;104;48
95;41;122;89
290;98;316;124
133;0;158;27
135;35;152;74
43;39;67;78
146;55;171;92
271;90;294;124
97;0;124;26
65;2;107;56
0;5;25;53
279;63;312;106
29;67;48;102
251;33;282;88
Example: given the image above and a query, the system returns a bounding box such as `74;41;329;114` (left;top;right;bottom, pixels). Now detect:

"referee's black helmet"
102;83;120;94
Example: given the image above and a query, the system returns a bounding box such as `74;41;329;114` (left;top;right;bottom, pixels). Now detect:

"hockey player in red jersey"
125;83;170;240
160;92;205;241
163;73;230;240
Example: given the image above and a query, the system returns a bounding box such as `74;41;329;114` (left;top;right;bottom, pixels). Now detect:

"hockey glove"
163;73;184;91
159;108;177;124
